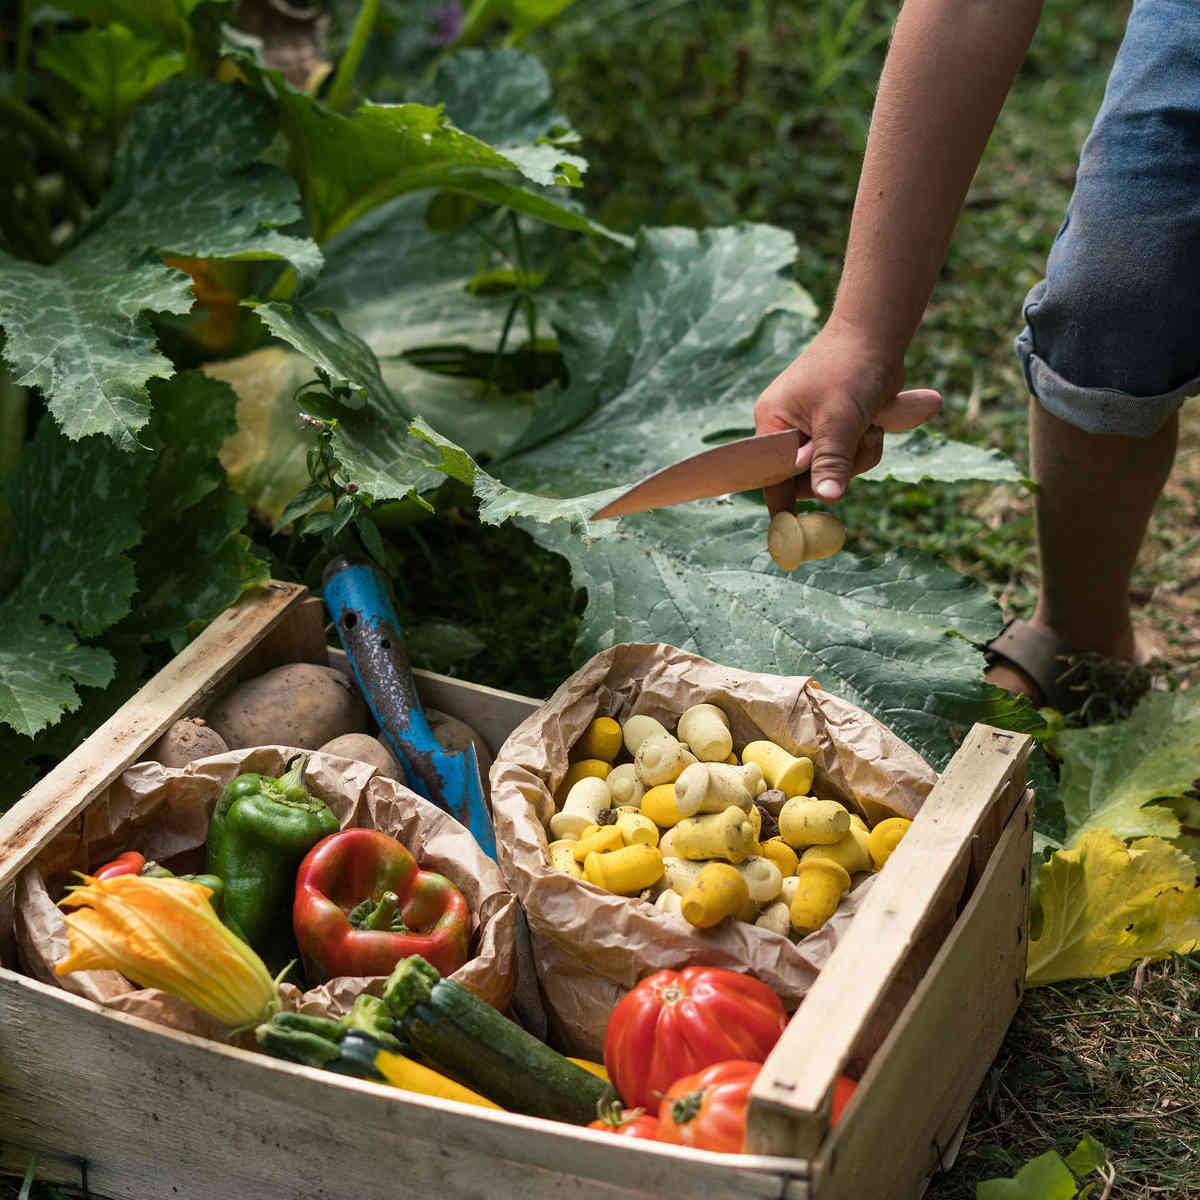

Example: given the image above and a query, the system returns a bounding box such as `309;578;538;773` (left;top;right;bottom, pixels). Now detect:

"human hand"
753;320;942;515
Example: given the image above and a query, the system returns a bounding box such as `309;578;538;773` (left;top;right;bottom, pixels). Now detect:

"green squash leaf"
273;88;621;244
1054;691;1200;844
975;1149;1080;1200
527;498;1036;769
409;48;585;187
0;79;321;449
305;193;548;357
5;418;150;638
0;611;115;739
861;426;1024;485
1025;830;1200;987
128;487;268;650
499;225;1021;496
37;25;185;126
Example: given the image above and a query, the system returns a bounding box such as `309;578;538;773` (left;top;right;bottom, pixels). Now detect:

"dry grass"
928;954;1200;1196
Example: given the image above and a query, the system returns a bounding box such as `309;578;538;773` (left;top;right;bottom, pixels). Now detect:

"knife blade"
590;429;804;519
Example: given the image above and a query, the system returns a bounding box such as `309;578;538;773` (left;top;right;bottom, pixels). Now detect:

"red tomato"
603;966;787;1111
832;1074;857;1126
93;851;147;880
656;1060;760;1154
587;1105;661;1140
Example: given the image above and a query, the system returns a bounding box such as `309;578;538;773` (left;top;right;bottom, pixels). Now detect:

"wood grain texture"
745;725;1032;1160
0;970;805;1200
809;789;1034;1200
0;582;307;900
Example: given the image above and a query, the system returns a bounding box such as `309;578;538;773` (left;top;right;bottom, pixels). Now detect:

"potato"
317;733;403;779
143;717;228;768
427;708;494;779
205;663;368;750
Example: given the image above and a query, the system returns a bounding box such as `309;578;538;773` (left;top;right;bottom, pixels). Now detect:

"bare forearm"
831;0;1043;358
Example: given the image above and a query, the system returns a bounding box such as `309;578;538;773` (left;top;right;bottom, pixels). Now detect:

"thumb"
809;405;865;502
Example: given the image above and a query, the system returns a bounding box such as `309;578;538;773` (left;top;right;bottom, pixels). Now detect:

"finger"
763;478;796;517
809;404;865;502
792;425;881;499
875;388;942;432
852;424;885;475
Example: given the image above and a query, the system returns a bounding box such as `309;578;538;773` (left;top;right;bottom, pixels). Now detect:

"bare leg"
986;397;1178;700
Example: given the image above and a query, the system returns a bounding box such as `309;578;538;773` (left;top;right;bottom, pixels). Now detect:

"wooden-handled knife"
590;429;804;519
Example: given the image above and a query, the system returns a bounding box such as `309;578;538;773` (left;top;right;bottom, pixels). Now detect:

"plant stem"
0;93;102;206
325;0;380;114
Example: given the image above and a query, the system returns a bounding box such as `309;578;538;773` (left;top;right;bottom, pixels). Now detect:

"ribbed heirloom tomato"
603;966;788;1111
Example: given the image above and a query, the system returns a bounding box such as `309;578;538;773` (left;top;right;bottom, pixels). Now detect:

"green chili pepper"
205;753;339;974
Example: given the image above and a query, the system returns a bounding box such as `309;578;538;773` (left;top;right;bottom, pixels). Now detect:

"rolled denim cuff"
1016;328;1196;437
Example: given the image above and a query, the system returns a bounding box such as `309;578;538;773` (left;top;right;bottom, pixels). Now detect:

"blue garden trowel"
321;555;498;860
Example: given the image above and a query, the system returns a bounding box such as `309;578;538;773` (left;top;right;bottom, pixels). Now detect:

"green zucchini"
382;956;612;1124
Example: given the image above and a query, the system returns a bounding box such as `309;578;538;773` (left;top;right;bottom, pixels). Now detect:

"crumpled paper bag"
490;642;938;1056
16;746;520;1041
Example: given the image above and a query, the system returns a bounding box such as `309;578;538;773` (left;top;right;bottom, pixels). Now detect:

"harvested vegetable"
789;858;851;934
603;966;787;1111
144;717;229;768
316;733;403;779
204;662;367;751
656;1060;761;1154
55;874;278;1027
383;955;613;1124
588;1100;662;1140
293;828;471;981
255;1010;500;1109
205;753;340;972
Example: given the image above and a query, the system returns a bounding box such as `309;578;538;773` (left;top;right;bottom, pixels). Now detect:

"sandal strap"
984;618;1078;710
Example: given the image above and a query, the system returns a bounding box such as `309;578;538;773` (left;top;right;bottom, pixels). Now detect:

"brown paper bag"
490;642;938;1056
17;746;520;1041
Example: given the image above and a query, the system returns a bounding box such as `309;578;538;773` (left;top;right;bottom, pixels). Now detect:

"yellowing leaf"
1026;830;1200;987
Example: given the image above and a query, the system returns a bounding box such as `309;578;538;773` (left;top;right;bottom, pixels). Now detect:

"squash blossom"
55;873;280;1027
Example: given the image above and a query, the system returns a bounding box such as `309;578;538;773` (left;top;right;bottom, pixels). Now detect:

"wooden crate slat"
0;581;308;901
745;725;1032;1159
809;788;1034;1199
0;969;804;1200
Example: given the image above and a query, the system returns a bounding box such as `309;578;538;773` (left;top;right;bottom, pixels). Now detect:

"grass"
931;955;1200;1197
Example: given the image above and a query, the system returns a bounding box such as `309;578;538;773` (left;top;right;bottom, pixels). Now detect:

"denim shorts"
1014;0;1200;436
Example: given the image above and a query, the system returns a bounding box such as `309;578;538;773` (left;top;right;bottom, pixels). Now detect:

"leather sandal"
984;617;1160;716
983;618;1086;712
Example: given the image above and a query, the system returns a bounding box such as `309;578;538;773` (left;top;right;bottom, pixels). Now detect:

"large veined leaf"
1026;830;1200;986
5;419;150;638
305;193;551;357
409;48;583;186
37;25;185;127
0;79;321;448
1054;691;1200;845
271;86;617;244
0;614;115;740
860;427;1024;485
499;225;1019;497
529;497;1037;769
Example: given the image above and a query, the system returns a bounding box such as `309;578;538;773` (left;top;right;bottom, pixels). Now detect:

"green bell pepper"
205;753;339;974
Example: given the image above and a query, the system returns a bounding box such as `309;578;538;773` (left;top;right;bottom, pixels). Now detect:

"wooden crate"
0;582;1034;1200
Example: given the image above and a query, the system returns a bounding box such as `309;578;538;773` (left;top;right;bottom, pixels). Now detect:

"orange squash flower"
56;873;279;1028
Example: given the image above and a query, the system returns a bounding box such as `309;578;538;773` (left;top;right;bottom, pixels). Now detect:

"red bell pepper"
93;851;147;879
293;828;471;982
